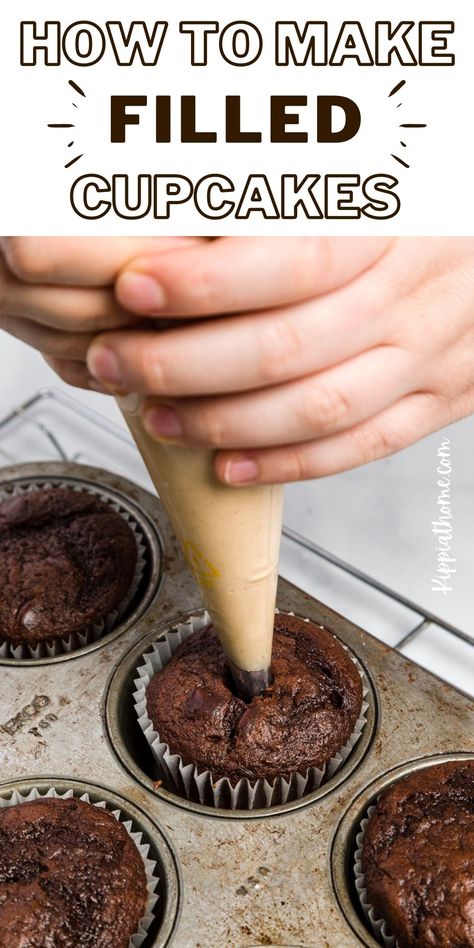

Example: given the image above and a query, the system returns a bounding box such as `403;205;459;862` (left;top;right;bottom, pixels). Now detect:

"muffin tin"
331;752;474;947
0;776;181;947
1;461;472;947
107;609;375;816
0;467;165;664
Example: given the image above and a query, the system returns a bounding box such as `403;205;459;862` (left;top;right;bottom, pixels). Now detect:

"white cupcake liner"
0;478;147;659
133;611;369;810
354;800;398;948
0;784;159;948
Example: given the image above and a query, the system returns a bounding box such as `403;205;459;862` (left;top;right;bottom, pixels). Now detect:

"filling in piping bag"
118;394;283;700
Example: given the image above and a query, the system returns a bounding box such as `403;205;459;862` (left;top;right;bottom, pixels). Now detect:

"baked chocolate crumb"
0;797;147;948
0;488;138;645
146;613;363;783
362;760;474;948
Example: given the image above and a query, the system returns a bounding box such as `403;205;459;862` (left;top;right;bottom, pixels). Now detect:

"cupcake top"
361;760;474;948
146;613;363;783
0;487;138;646
0;796;147;948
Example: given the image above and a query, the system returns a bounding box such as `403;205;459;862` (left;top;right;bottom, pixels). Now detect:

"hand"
0;236;198;391
86;236;474;484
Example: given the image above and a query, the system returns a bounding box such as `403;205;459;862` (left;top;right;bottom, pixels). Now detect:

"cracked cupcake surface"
0;487;137;646
146;613;363;783
0;797;147;948
361;760;474;948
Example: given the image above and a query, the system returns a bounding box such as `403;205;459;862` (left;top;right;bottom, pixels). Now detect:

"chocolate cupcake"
359;760;474;948
144;613;363;785
0;796;147;948
0;487;138;648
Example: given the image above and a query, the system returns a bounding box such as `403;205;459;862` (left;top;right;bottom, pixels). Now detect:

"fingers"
214;392;450;485
87;275;389;396
141;345;417;449
43;355;108;393
0;274;134;332
1;237;201;287
0;314;95;361
115;236;394;317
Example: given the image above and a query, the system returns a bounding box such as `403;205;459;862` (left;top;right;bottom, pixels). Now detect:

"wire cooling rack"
1;388;472;688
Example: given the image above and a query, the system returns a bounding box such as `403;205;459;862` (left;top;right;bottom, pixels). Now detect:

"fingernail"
144;405;183;440
117;271;166;314
87;345;121;385
88;378;110;395
224;456;259;484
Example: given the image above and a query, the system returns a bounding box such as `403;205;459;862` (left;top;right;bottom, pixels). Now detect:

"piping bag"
118;393;284;700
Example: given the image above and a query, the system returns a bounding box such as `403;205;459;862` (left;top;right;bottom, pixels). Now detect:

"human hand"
87;236;474;484
0;236;198;391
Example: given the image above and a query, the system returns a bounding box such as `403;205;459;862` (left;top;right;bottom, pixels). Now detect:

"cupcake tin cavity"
331;753;474;948
0;464;166;664
0;461;472;947
107;609;374;817
0;776;181;948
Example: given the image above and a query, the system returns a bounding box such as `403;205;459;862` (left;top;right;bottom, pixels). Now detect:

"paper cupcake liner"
0;478;147;659
0;784;159;948
354;801;398;948
133;611;369;810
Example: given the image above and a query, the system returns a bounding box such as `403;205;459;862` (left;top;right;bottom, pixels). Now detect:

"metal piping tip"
228;661;272;701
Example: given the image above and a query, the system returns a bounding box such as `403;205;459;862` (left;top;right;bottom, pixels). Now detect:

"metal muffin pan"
0;461;472;947
331;752;474;947
0;463;167;665
105;607;377;819
0;775;181;947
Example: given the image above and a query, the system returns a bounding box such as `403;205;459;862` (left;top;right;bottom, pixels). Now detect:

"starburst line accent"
389;82;427;171
389;80;406;97
392;154;410;169
69;80;86;98
65;154;83;169
48;80;87;168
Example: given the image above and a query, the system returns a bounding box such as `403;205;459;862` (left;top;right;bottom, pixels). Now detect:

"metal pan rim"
0;463;165;666
105;607;378;821
330;751;474;948
0;773;182;948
